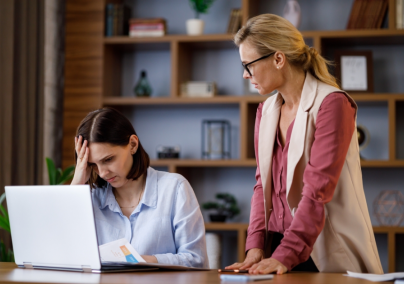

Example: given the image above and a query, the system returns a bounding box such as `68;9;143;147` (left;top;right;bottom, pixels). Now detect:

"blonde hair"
234;14;339;89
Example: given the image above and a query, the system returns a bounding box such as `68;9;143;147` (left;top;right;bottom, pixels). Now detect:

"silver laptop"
5;185;155;273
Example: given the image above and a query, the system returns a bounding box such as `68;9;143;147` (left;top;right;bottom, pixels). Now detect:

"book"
397;0;403;29
105;3;114;36
347;0;364;29
129;18;166;37
374;0;388;28
347;0;388;29
105;4;131;37
226;9;241;34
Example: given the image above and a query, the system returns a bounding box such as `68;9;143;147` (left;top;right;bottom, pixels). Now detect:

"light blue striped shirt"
91;167;209;268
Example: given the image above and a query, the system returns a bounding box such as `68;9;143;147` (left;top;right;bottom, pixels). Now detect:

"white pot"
186;19;204;35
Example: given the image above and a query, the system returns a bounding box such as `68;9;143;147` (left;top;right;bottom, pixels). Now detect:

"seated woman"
71;107;209;268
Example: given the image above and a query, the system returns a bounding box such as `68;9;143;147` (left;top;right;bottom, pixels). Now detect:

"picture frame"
334;50;374;93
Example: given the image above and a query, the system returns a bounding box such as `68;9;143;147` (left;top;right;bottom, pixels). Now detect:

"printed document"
99;238;146;263
346;271;404;282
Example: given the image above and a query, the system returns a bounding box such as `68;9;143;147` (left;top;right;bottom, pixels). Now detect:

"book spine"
347;0;359;29
375;0;388;28
371;0;384;28
129;30;165;37
117;5;123;36
105;4;114;37
227;9;235;34
113;4;118;36
352;0;365;29
397;0;403;29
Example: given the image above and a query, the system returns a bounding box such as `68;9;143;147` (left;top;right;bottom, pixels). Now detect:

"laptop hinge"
81;265;92;273
23;262;33;269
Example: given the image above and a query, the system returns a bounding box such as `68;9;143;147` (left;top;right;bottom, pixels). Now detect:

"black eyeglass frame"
242;52;276;76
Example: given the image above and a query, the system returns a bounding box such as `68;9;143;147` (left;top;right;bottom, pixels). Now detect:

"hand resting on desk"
225;248;287;275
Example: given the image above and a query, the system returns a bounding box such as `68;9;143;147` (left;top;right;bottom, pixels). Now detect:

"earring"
277;66;280;69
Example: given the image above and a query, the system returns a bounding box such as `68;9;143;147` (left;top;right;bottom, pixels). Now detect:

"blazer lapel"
259;93;283;226
286;72;318;197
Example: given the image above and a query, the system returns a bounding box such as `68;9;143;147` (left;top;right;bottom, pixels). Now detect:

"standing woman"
227;14;383;274
71;107;208;268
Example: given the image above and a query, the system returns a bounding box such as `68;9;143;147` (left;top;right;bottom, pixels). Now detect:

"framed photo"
334;50;373;93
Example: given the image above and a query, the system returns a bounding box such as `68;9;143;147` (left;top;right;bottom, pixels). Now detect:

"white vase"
283;0;301;28
186;19;204;35
205;233;221;269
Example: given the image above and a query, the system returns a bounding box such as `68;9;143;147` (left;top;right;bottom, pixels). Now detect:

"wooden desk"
0;262;386;284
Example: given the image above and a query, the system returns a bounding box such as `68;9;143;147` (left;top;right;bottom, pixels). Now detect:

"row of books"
105;4;131;37
227;9;241;34
129;18;167;37
347;0;388;29
397;0;404;29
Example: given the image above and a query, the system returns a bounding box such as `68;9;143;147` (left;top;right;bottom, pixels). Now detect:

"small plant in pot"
202;193;240;222
187;0;216;35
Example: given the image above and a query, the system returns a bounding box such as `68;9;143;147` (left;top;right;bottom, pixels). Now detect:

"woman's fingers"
225;262;243;269
75;135;82;155
78;140;87;162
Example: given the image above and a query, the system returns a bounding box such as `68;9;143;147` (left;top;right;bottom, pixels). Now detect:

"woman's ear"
129;135;139;155
274;51;286;70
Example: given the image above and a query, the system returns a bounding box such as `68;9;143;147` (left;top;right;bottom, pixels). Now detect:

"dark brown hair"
75;107;150;188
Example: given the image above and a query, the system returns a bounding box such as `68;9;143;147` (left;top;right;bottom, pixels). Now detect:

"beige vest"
258;72;383;273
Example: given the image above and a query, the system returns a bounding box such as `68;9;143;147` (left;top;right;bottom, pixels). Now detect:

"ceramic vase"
186;19;204;35
283;0;301;28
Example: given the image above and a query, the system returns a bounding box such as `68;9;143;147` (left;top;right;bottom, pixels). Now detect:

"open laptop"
5;185;157;273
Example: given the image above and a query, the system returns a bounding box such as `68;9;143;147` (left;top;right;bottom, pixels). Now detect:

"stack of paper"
346;271;404;282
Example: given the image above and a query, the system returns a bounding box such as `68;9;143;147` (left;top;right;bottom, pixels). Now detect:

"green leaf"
0;205;9;222
0;192;6;206
0;217;10;233
57;165;75;185
55;168;62;185
46;157;57;185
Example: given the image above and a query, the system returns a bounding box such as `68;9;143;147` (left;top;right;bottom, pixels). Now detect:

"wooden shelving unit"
206;223;404;272
63;0;404;272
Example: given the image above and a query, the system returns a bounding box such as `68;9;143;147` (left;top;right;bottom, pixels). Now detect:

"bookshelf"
63;0;404;272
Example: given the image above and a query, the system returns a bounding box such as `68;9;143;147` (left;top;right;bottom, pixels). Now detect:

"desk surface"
0;263;386;284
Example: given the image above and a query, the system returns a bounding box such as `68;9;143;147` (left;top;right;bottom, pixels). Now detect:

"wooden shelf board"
150;159;257;167
103;96;267;105
103;94;404;106
104;30;404;45
151;159;404;168
373;226;404;233
204;223;404;233
205;223;249;231
360;160;404;167
302;29;404;38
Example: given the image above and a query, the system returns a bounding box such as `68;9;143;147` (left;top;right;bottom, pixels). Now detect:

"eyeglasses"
242;52;276;76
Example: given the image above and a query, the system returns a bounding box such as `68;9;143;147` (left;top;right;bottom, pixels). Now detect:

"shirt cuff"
153;253;174;265
270;242;310;271
245;231;265;252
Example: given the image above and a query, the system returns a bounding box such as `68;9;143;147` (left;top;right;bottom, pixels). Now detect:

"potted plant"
45;157;75;185
202;193;240;222
187;0;216;35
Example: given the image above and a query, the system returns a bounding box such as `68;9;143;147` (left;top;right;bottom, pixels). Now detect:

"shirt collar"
98;167;158;211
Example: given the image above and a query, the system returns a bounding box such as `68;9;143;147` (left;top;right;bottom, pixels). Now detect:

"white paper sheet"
346;271;404;282
99;238;146;263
